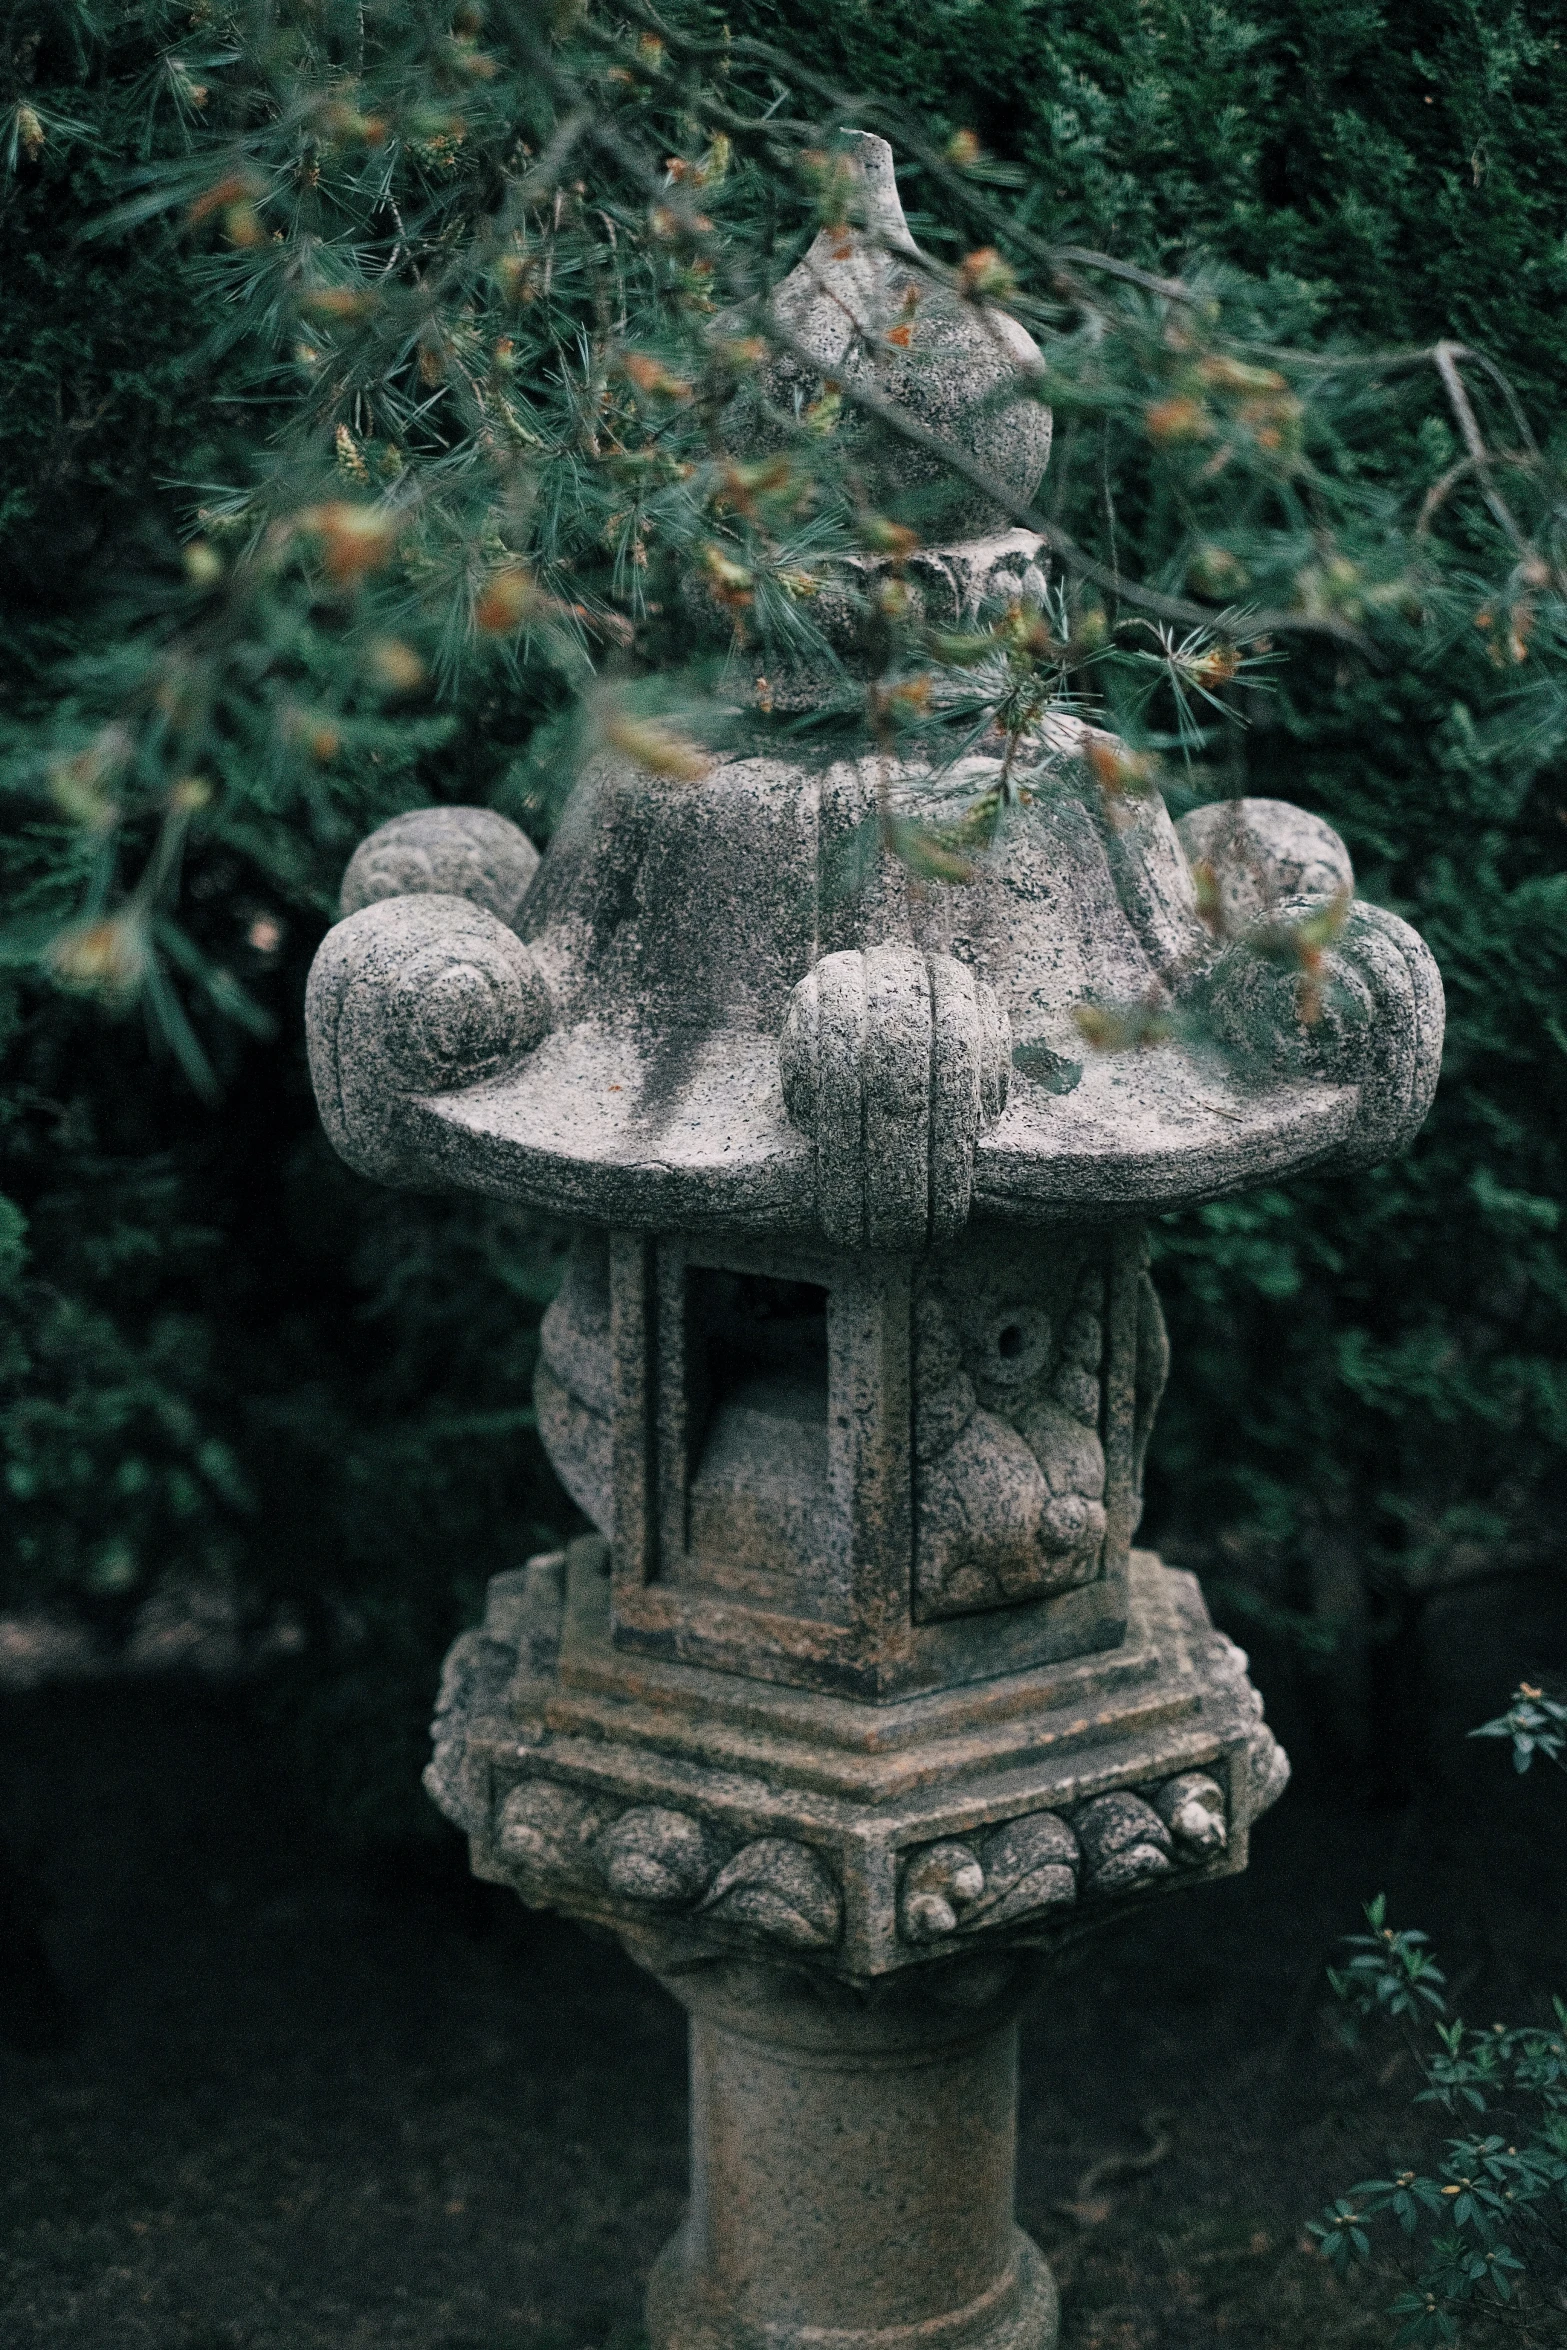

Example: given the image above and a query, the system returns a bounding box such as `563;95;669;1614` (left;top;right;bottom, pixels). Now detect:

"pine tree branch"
1432;341;1532;558
605;0;1200;304
762;313;1371;645
566;102;1375;651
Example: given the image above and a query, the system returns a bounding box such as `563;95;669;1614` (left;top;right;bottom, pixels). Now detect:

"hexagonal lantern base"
429;1536;1283;1978
425;1535;1286;2350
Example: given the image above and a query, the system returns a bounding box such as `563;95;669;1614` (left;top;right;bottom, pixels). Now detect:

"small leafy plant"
1310;1687;1567;2344
1470;1685;1567;1779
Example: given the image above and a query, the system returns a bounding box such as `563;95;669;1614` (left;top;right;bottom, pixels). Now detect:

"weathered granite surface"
427;1537;1286;1979
532;1222;1157;1697
641;1949;1059;2350
730;128;1053;542
305;753;1441;1234
339;804;540;925
304;151;1439;1240
305;133;1441;2350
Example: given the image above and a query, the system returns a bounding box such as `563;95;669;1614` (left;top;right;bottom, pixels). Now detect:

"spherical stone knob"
898;1842;986;1942
1176;798;1353;933
1039;1490;1107;1555
780;942;1009;1248
306;894;551;1183
1196;895;1442;1166
1154;1771;1228;1858
339;805;540;928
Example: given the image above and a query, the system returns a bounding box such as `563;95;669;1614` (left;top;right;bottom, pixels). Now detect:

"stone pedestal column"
634;1945;1058;2350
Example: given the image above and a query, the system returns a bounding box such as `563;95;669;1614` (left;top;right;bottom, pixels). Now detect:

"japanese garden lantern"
307;135;1441;2350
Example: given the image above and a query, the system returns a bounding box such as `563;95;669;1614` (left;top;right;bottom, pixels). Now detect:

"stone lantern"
306;136;1441;2350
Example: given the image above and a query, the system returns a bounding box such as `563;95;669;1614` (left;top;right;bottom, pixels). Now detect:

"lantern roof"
307;147;1441;1251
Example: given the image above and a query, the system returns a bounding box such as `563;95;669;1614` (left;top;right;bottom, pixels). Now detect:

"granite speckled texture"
339;803;540;925
305;743;1440;1232
306;133;1440;2350
640;1953;1059;2350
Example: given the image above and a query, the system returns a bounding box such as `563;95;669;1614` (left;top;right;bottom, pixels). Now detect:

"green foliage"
0;0;574;1833
725;0;1567;1623
1312;1697;1567;2341
3;0;1567;1832
1471;1683;1567;1774
1326;1893;1450;2034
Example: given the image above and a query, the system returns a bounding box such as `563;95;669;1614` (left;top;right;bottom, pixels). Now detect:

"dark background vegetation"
3;6;1567;2348
4;0;1564;1827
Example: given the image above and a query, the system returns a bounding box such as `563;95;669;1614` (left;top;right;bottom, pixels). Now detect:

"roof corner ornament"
779;942;1009;1247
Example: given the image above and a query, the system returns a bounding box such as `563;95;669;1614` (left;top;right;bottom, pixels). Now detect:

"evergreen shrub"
2;0;1564;1832
723;0;1567;1682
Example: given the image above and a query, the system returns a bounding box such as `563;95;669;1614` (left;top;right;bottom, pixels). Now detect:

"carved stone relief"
492;1779;844;1952
534;1228;613;1534
913;1242;1112;1619
896;1770;1230;1946
491;1767;1229;1961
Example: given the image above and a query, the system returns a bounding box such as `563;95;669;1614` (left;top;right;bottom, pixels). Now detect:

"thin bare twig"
1432;339;1531;558
1416;448;1538;537
605;0;1201;304
1459;346;1542;461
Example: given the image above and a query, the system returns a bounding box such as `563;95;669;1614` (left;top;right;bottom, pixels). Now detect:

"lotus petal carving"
699;1837;843;1949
